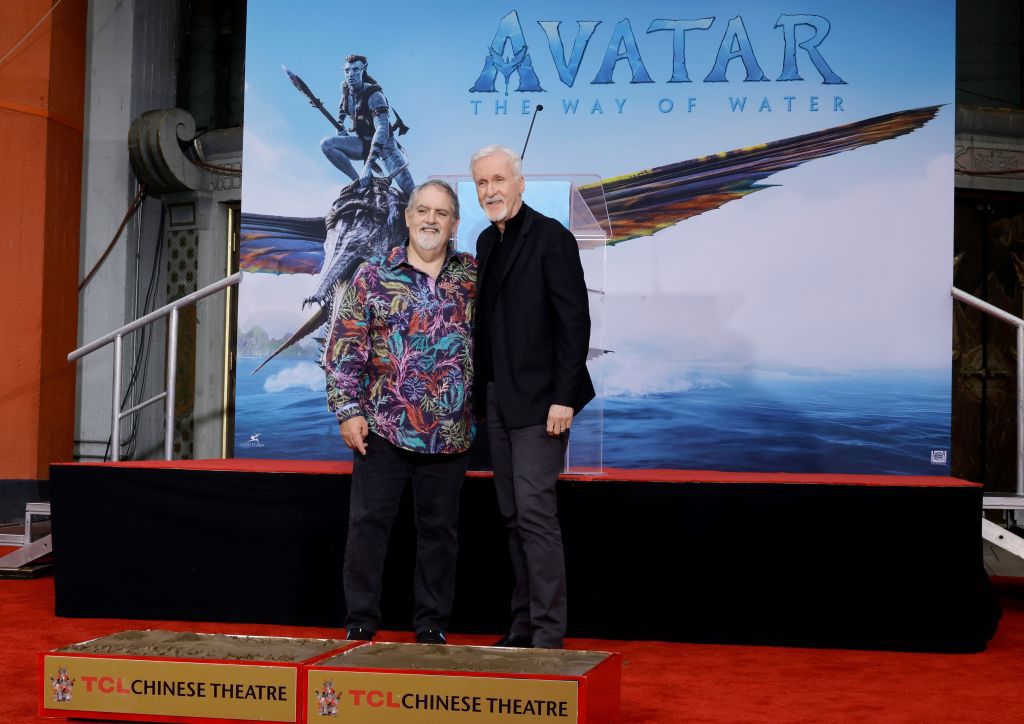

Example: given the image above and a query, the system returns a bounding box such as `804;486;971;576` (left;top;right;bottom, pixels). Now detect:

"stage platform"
49;460;999;653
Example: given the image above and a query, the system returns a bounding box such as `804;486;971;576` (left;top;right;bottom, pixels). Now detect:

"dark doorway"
953;191;1024;491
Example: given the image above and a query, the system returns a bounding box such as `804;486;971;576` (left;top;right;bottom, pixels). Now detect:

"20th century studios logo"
239;433;265;449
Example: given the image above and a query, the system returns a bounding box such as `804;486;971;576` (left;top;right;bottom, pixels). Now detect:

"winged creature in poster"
240;97;940;371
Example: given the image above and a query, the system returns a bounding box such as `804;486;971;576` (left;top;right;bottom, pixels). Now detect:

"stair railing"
68;272;241;461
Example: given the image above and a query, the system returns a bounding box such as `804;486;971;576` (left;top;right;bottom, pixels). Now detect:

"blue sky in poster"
238;1;955;471
243;0;952;193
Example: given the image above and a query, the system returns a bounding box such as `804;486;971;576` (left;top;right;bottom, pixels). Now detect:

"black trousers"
343;433;468;633
486;383;569;648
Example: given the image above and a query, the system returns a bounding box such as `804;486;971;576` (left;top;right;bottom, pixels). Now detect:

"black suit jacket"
475;203;595;428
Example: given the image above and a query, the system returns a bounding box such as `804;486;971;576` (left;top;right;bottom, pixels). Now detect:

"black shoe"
492;632;532;648
346;626;374;641
416;629;447;645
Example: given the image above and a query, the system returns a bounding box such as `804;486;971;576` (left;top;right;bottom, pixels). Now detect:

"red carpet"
3;576;1023;722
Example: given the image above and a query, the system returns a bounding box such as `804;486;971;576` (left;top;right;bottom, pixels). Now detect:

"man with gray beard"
324;180;476;644
470;146;594;649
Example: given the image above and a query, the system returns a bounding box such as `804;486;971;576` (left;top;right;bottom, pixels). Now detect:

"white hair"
469;145;522;177
409;179;460;219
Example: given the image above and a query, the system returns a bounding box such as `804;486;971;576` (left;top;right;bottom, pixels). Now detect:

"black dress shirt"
477;207;525;382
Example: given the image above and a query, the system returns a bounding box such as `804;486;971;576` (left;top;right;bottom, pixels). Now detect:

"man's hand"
546;404;573;436
340;416;369;455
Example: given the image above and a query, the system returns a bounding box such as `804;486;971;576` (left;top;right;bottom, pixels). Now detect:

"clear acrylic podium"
431;175;609;474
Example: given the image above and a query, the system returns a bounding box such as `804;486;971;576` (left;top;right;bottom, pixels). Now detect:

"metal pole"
1018;325;1023;497
165;308;179;460
111;334;123;462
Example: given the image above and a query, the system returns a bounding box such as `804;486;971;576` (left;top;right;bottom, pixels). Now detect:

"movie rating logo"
51;666;75;702
930;450;948;465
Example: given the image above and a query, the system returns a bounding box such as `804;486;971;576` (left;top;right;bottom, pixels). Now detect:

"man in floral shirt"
324;179;476;644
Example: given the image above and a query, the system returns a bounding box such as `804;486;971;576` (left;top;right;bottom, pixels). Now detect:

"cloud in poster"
600;152;952;372
601;349;731;398
242;128;341;218
263;361;324;393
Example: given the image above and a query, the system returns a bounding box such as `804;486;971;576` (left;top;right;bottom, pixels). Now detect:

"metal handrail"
951;286;1024;495
68;272;242;461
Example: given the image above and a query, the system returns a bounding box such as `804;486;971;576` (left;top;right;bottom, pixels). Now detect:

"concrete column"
75;0;179;462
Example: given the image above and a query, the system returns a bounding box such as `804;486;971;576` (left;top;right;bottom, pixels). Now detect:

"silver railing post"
1018;325;1023;497
165;308;179;460
111;334;123;462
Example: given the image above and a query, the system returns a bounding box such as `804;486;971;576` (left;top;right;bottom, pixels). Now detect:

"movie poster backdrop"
237;1;954;474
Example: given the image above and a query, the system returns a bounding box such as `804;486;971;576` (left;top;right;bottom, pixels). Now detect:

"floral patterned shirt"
324;245;477;454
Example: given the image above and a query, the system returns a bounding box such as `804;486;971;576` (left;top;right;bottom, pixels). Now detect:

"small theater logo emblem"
930;449;948;465
314;679;339;717
50;667;74;702
240;432;265;449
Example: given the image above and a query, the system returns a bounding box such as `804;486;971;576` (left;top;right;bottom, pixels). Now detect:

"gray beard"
410;230;445;252
484;200;508;223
